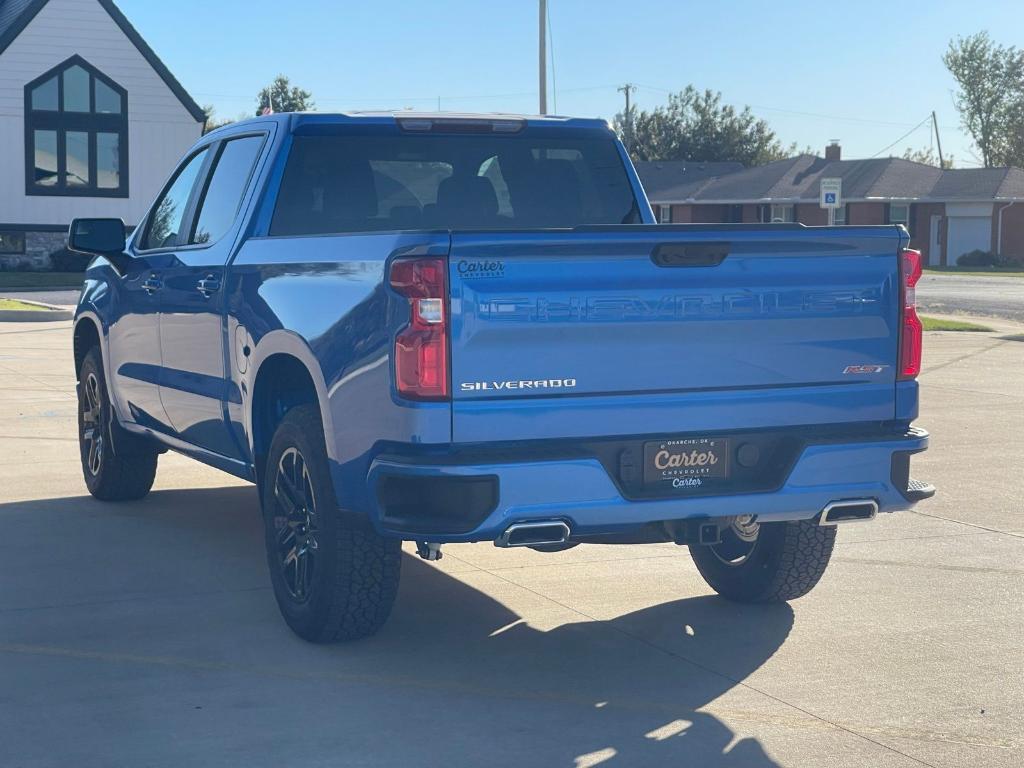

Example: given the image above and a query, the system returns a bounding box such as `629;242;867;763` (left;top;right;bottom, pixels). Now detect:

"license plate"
643;437;731;489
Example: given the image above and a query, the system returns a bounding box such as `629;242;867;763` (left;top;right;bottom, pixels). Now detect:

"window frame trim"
187;132;269;248
133;130;270;255
23;55;129;198
888;202;911;226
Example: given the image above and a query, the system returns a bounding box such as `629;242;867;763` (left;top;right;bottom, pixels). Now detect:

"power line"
868;115;933;158
632;83;955;129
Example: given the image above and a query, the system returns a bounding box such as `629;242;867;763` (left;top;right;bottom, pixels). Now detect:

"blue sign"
824;192;836;204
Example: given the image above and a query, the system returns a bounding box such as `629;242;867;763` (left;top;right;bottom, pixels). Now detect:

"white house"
0;0;205;268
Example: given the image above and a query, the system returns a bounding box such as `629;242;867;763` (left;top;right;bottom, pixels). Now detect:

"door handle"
141;274;162;294
196;275;221;298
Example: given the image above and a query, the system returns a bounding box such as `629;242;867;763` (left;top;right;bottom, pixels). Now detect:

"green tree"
202;104;233;134
943;32;1024;167
256;75;314;116
614;86;792;166
902;147;954;169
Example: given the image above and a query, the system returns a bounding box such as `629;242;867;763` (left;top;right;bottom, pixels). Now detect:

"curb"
0;297;73;322
920;311;1024;335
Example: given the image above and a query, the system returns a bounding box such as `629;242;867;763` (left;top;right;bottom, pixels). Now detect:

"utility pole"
618;83;637;153
932;111;945;168
538;0;547;115
618;83;636;114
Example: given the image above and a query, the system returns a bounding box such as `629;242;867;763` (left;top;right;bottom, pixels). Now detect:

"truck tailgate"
448;226;905;443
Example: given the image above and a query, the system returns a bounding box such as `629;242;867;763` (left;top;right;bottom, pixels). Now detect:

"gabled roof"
638;155;1024;204
0;0;205;123
633;161;744;202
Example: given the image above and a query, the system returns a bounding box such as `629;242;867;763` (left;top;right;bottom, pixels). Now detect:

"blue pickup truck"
70;112;933;642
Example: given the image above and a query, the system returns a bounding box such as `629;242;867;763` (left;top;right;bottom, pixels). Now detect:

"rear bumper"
364;426;931;543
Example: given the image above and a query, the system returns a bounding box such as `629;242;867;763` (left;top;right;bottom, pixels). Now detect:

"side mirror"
68;218;126;256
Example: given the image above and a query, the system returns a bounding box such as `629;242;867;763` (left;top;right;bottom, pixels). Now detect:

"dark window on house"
140;149;209;250
191;136;264;245
0;232;26;254
888;203;911;232
24;56;128;197
728;204;743;223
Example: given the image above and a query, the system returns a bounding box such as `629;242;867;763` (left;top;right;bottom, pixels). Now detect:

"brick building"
636;143;1024;266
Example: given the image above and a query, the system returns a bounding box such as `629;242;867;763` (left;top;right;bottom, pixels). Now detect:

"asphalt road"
918;273;1024;323
0;320;1022;767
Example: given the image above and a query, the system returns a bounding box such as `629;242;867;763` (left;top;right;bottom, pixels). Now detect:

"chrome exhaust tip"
495;520;571;548
819;499;879;525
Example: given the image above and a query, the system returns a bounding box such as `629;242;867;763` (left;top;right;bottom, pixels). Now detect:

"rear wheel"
689;516;836;603
77;347;158;501
261;404;401;642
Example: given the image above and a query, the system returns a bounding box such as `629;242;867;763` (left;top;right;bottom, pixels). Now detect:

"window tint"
66;131;90;188
270;132;638;236
62;65;90;112
32;130;58;186
96;132;120;189
94;80;122;114
191;136;264;244
141;149;208;250
31;76;57;111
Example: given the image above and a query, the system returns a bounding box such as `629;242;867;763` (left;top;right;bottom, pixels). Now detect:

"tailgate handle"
651;242;730;267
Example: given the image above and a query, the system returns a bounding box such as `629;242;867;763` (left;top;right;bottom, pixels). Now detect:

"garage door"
947;216;992;262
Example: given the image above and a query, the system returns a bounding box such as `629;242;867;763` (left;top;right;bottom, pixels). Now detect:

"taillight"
898;248;923;379
389;257;449;400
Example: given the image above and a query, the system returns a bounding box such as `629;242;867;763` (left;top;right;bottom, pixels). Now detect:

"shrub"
956;249;998;267
48;247;91;272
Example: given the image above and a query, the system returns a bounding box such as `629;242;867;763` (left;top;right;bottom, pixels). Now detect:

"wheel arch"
248;332;337;487
73;314;103;378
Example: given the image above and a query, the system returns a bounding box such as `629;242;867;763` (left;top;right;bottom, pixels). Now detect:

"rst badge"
843;365;888;374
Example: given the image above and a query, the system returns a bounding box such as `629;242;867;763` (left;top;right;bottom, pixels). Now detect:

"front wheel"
261;404;401;642
77;347;158;501
689;516;836;603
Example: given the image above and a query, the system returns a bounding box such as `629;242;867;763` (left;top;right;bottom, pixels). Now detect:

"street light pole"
539;0;547;115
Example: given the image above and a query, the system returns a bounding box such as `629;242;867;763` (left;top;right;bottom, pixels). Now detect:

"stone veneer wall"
0;230;67;271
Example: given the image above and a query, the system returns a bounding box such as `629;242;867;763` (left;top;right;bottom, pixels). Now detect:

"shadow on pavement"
1;486;794;767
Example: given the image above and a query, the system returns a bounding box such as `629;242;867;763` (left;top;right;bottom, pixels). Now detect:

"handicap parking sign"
819;178;842;209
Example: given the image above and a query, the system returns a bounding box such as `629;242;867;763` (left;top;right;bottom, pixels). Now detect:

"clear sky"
117;0;1024;167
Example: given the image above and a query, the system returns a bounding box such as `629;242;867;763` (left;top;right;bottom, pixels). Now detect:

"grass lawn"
923;266;1024;277
0;272;84;289
0;298;56;311
920;315;993;332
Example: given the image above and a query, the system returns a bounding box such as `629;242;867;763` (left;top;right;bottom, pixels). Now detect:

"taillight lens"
389;258;449;400
899;248;923;379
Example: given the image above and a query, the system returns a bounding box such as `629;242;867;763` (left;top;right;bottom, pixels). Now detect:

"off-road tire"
689;518;836;603
77;346;158;501
262;404;401;642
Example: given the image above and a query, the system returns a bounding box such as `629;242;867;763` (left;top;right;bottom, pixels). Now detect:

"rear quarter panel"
225;233;452;507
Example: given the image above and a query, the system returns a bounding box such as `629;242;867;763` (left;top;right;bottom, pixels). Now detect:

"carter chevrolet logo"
460;378;577;392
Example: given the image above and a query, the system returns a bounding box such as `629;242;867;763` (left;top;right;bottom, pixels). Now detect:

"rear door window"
191;135;265;245
270;132;638;235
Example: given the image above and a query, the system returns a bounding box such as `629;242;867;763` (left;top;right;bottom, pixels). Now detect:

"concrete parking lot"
0;318;1021;768
918;272;1024;323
